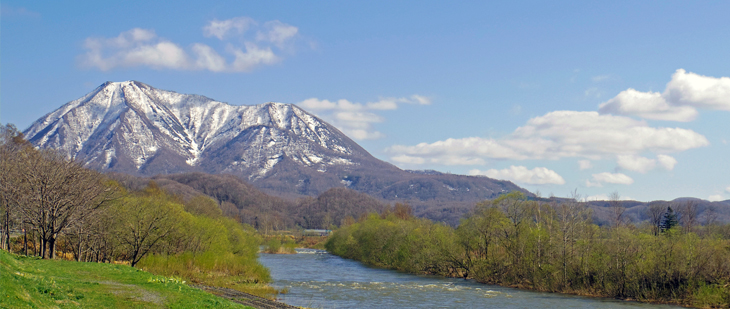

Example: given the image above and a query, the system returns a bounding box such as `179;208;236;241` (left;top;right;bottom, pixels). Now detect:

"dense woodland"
0;124;270;294
326;192;730;307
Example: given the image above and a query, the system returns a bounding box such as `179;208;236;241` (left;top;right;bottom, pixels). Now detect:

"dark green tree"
660;207;678;232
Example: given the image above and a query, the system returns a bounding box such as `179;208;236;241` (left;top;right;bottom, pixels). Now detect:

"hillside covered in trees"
109;172;389;231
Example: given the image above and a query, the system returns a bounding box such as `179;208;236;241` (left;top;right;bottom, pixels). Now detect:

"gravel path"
191;284;299;309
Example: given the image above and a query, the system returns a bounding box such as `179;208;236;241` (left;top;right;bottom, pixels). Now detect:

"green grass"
0;250;252;309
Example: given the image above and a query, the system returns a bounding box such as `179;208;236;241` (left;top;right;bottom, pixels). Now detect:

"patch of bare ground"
191;284;299;309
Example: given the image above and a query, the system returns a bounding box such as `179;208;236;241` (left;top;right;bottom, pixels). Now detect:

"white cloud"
725;186;730;193
469;166;566;185
257;20;299;48
665;69;730;110
657;154;678;171
81;17;299;73
591;172;634;185
599;69;730;121
708;195;725;202
229;43;280;72
297;95;430;140
387;111;708;165
82;29;193;71
191;43;227;72
203;17;256;40
599;89;698;122
617;155;656;173
578;160;593;170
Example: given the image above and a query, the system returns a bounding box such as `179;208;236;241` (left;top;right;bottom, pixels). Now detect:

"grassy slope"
0;250;252;309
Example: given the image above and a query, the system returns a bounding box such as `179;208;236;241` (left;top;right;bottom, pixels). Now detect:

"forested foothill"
109;172;389;232
326;192;730;308
0;124;271;296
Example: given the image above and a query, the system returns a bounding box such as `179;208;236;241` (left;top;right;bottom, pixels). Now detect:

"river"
258;249;682;309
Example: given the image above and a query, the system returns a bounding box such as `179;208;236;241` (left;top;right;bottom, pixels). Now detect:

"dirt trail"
191;284;299;309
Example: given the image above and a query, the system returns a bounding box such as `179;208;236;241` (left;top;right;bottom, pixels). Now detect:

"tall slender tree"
661;207;678;232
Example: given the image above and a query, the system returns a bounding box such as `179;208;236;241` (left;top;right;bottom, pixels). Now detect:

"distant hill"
111;171;730;229
109;172;388;230
584;198;730;226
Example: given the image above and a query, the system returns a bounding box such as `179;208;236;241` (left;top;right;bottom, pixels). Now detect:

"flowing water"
259;249;682;309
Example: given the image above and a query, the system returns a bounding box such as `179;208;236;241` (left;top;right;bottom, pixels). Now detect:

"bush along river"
258;249;683;309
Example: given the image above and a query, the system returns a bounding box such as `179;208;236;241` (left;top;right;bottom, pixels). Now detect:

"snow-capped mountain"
25;81;370;177
25;81;526;199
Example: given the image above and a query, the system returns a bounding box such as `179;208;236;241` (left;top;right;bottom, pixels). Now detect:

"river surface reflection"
259;250;682;309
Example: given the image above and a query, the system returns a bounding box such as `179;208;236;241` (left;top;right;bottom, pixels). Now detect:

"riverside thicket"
326;192;730;308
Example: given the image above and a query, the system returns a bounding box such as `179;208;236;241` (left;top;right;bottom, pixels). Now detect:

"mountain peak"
24;81;368;178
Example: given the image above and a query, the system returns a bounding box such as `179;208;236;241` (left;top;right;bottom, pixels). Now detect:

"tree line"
0;124;269;289
326;191;730;307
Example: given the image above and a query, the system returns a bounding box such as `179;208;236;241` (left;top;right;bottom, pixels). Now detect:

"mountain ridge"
23;81;529;208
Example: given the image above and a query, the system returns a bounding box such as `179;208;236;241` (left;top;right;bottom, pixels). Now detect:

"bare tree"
556;189;590;287
702;205;718;226
609;191;625;228
0;124;30;251
9;148;117;258
646;202;666;236
677;200;698;233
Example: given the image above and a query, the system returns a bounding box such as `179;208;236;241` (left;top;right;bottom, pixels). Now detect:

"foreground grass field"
0;250;252;309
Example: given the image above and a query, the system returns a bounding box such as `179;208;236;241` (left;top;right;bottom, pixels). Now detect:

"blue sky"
2;1;729;202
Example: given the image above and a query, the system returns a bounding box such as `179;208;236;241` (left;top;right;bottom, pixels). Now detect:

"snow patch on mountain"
24;81;360;177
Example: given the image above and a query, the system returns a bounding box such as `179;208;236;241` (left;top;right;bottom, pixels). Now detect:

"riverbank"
192;284;298;309
0;250;260;308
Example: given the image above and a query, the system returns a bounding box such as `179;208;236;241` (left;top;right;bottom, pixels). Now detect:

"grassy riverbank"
0;250;254;308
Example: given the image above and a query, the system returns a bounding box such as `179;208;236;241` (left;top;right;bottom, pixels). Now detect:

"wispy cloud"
1;5;40;18
203;17;256;40
592;75;609;82
298;95;430;140
80;17;301;72
578;160;593;170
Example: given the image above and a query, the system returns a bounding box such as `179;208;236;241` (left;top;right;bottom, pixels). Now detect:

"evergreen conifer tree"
661;206;678;232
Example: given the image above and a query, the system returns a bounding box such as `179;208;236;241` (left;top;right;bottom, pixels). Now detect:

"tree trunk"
23;227;27;256
4;208;9;251
49;235;56;259
41;238;47;258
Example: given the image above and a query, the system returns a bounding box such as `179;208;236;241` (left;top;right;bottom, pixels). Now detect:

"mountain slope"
24;81;528;201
